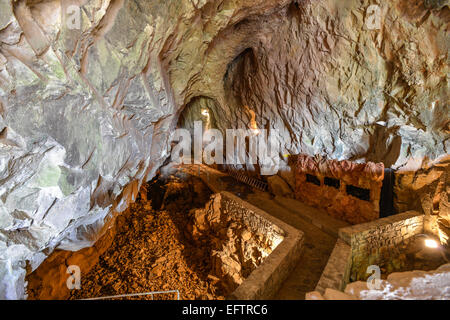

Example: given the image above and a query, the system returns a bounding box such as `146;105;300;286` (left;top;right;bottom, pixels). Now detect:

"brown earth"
27;174;239;300
68;175;228;300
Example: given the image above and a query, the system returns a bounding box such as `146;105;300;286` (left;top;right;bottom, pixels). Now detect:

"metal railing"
225;167;268;191
82;290;180;301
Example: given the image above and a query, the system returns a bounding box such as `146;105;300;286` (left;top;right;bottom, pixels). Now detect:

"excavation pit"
211;192;304;300
26;175;303;300
314;211;449;294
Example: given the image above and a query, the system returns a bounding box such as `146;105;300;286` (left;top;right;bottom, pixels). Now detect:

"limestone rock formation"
307;263;450;300
0;0;448;299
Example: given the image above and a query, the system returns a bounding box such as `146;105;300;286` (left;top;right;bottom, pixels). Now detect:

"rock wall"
202;0;449;169
0;0;448;299
294;154;384;224
0;0;293;299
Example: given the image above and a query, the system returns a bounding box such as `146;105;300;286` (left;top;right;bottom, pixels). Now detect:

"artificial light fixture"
424;238;439;249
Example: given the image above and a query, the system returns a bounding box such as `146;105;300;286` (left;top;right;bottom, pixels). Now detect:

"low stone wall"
219;192;304;300
311;210;438;297
293;155;384;224
393;155;450;246
339;211;424;282
314;239;352;294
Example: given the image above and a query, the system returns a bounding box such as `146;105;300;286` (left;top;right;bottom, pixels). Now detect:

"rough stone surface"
0;0;448;299
0;0;295;299
294;154;384;224
307;263;450;300
394;156;450;245
203;0;449;170
178;164;333;299
339;211;425;282
189;193;285;293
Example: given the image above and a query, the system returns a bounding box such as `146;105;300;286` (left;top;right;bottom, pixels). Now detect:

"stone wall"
294;154;384;224
189;192;286;293
339;211;425;282
394;156;450;246
314;239;352;294
217;192;304;300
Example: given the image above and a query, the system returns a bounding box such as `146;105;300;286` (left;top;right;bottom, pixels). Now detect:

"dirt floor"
69;175;229;300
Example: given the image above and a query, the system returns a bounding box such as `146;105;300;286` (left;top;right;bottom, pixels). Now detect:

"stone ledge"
339;211;424;245
313;210;436;291
338;211;429;282
314;239;352;294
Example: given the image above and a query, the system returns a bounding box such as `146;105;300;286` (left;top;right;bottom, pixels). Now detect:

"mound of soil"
69;175;227;300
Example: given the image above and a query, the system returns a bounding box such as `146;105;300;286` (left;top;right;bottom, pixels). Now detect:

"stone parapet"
339;211;424;281
314;239;352;294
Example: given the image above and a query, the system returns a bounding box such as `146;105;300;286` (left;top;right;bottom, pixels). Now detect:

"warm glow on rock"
244;105;260;135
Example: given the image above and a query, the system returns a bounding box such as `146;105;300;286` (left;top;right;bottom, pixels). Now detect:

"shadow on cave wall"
223;47;258;112
361;124;403;168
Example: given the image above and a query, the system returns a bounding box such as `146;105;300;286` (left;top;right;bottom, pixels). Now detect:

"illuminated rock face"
394;156;450;246
189;193;285;293
0;0;448;299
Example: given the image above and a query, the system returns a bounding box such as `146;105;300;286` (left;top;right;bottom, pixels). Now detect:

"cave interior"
0;0;449;301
